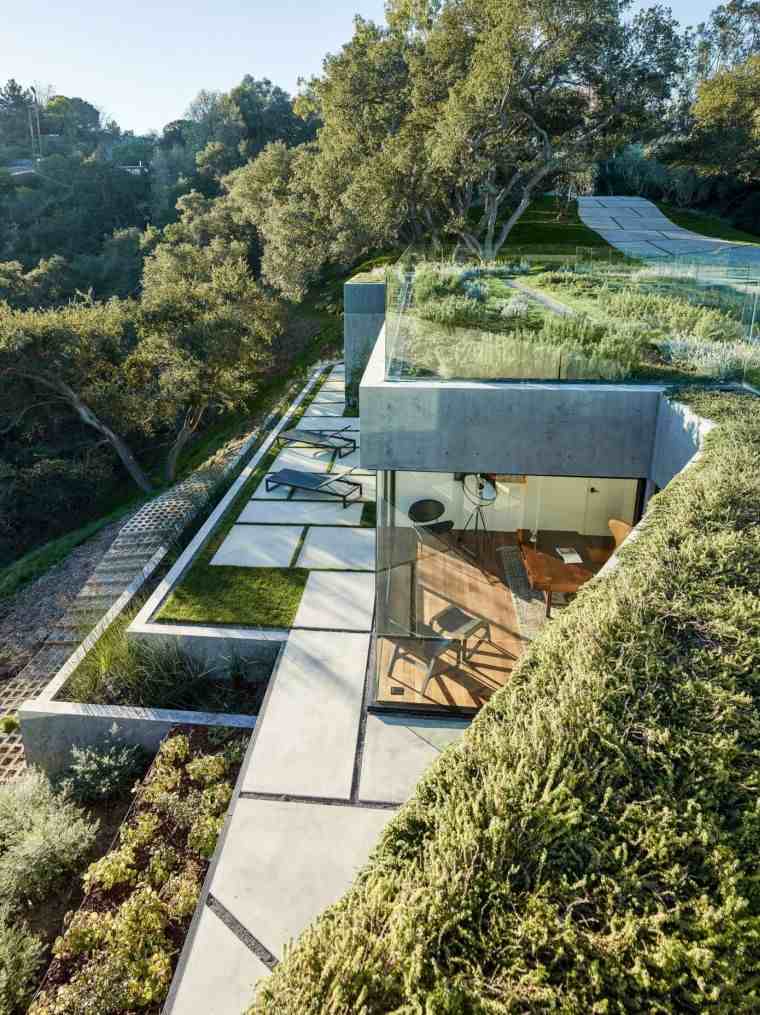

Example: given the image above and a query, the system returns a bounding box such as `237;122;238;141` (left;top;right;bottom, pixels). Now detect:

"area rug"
497;545;548;642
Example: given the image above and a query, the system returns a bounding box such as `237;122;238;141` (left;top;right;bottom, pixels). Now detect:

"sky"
1;0;718;136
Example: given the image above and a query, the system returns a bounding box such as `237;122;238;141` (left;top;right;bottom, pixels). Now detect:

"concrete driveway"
578;196;760;267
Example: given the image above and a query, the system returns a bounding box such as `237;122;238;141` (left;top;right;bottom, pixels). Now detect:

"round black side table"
408;498;445;524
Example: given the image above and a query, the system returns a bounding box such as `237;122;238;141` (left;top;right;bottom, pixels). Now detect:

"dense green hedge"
249;388;760;1014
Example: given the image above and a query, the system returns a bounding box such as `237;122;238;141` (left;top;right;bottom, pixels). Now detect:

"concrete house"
346;269;712;715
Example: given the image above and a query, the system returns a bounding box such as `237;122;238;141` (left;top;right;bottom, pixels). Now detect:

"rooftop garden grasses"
248;387;760;1014
389;260;760;382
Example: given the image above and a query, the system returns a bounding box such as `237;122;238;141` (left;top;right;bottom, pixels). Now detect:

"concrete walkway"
577;196;760;266
164;364;469;1014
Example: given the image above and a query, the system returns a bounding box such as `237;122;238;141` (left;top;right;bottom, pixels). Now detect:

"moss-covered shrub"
57;727;148;803
31;726;248;1015
248;389;760;1013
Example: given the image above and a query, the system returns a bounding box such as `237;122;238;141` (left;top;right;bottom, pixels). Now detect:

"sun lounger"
276;426;356;457
264;469;362;508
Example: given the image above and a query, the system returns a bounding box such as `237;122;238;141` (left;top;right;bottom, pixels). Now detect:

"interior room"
373;469;641;712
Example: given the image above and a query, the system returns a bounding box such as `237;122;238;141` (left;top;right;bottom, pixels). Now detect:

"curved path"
577;196;760;267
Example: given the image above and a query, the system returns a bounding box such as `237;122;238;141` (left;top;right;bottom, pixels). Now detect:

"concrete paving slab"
320;379;346;390
167;905;269;1015
242;630;370;798
295;415;360;431
210;525;303;568
303;402;347;417
296;526;375;571
359;714;468;805
577;196;760;266
251;476;290;500
211;798;392;959
269;446;333;472
309;388;344;403
238;500;363;526
293;571;375;631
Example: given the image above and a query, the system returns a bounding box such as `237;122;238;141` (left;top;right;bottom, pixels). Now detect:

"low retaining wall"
128;622;285;668
19;699;257;776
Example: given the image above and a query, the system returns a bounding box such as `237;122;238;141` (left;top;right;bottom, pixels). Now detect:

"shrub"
58;727;148;803
83;845;137;893
163;868;202;920
0;903;44;1015
186;753;228;786
0;771;98;909
188;814;223;859
460;279;488;302
0;716;18;736
415;293;492;329
661;338;760;380
499;295;530;319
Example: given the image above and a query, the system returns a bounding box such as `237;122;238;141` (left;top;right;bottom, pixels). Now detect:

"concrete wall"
20;700;257;776
361;326;661;478
127;623;284;668
344;280;386;410
650;398;715;491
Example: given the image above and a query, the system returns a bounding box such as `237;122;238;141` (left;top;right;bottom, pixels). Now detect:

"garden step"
44;636;81;649
75;587;120;601
109;537;165;552
96;552;154;569
92;561;146;578
79;579;129;596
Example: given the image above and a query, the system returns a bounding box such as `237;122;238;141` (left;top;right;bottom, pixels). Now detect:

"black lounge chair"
276;426;356;458
264;469;362;508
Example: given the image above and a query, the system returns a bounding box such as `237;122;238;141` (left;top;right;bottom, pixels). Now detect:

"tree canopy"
243;0;685;297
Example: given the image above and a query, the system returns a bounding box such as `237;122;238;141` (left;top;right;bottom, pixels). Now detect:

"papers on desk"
556;546;583;565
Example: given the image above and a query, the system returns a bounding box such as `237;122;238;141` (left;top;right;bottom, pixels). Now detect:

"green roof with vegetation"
387;260;760;384
249;387;760;1014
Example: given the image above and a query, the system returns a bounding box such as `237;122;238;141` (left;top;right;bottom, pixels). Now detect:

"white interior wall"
390;472;637;537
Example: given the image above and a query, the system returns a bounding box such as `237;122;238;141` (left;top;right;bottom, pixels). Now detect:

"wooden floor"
375;529;611;711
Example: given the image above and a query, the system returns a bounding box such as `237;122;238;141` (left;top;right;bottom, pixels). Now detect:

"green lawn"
655;202;760;244
500;195;614;254
156;565;309;627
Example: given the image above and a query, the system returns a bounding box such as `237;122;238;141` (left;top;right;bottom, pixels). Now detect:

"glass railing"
384;252;760;386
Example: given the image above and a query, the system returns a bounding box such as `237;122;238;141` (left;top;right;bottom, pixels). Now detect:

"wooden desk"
517;533;594;617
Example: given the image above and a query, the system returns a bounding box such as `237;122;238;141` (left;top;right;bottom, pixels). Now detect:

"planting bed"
59;610;272;716
30;725;249;1015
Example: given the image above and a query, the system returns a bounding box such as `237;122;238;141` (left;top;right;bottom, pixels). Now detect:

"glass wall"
384;257;760;385
373;469;641;713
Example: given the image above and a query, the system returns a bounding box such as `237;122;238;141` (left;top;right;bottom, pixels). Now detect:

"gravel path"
0;521;126;682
